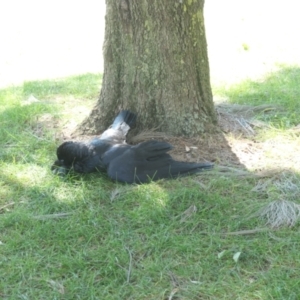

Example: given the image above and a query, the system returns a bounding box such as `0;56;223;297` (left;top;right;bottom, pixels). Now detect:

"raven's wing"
106;140;213;184
101;143;131;168
99;110;137;143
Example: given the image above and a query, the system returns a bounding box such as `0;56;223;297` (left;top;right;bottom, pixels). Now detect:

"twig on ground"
110;186;132;201
196;228;270;235
125;246;133;283
168;271;180;287
222;228;270;235
32;212;73;220
168;288;179;300
179;204;197;223
0;202;15;212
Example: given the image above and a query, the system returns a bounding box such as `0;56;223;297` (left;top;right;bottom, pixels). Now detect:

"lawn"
1;70;300;299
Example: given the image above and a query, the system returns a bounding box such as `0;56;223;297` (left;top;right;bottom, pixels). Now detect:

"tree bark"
80;0;217;137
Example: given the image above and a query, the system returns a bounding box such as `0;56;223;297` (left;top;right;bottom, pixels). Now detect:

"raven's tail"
111;110;137;129
133;140;213;178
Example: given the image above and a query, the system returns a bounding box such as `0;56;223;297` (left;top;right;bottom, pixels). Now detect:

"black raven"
51;110;213;183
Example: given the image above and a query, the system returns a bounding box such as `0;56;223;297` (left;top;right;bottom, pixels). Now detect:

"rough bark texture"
80;0;217;136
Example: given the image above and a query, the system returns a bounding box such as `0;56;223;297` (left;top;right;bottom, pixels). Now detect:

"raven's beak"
51;160;69;176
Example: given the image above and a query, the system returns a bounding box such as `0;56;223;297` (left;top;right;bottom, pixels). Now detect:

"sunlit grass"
213;64;300;129
23;73;102;100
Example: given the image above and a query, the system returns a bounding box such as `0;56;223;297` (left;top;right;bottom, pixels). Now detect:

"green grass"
213;64;300;129
1;72;300;299
23;73;103;100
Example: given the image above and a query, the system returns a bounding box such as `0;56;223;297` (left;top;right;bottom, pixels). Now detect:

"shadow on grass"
213;64;300;128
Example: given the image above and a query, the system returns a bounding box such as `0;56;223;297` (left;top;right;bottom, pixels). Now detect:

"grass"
1;72;300;299
213;64;300;130
23;73;102;100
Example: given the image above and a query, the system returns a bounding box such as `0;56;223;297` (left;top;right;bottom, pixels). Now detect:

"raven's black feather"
51;110;213;183
106;140;213;183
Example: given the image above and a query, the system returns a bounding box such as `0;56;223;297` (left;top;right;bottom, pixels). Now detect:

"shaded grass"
1;73;300;299
213;64;300;129
0;73;102;166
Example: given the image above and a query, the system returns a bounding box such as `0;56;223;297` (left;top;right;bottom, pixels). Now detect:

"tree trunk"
80;0;217;137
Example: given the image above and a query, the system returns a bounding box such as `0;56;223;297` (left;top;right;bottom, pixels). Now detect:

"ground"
2;2;300;297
